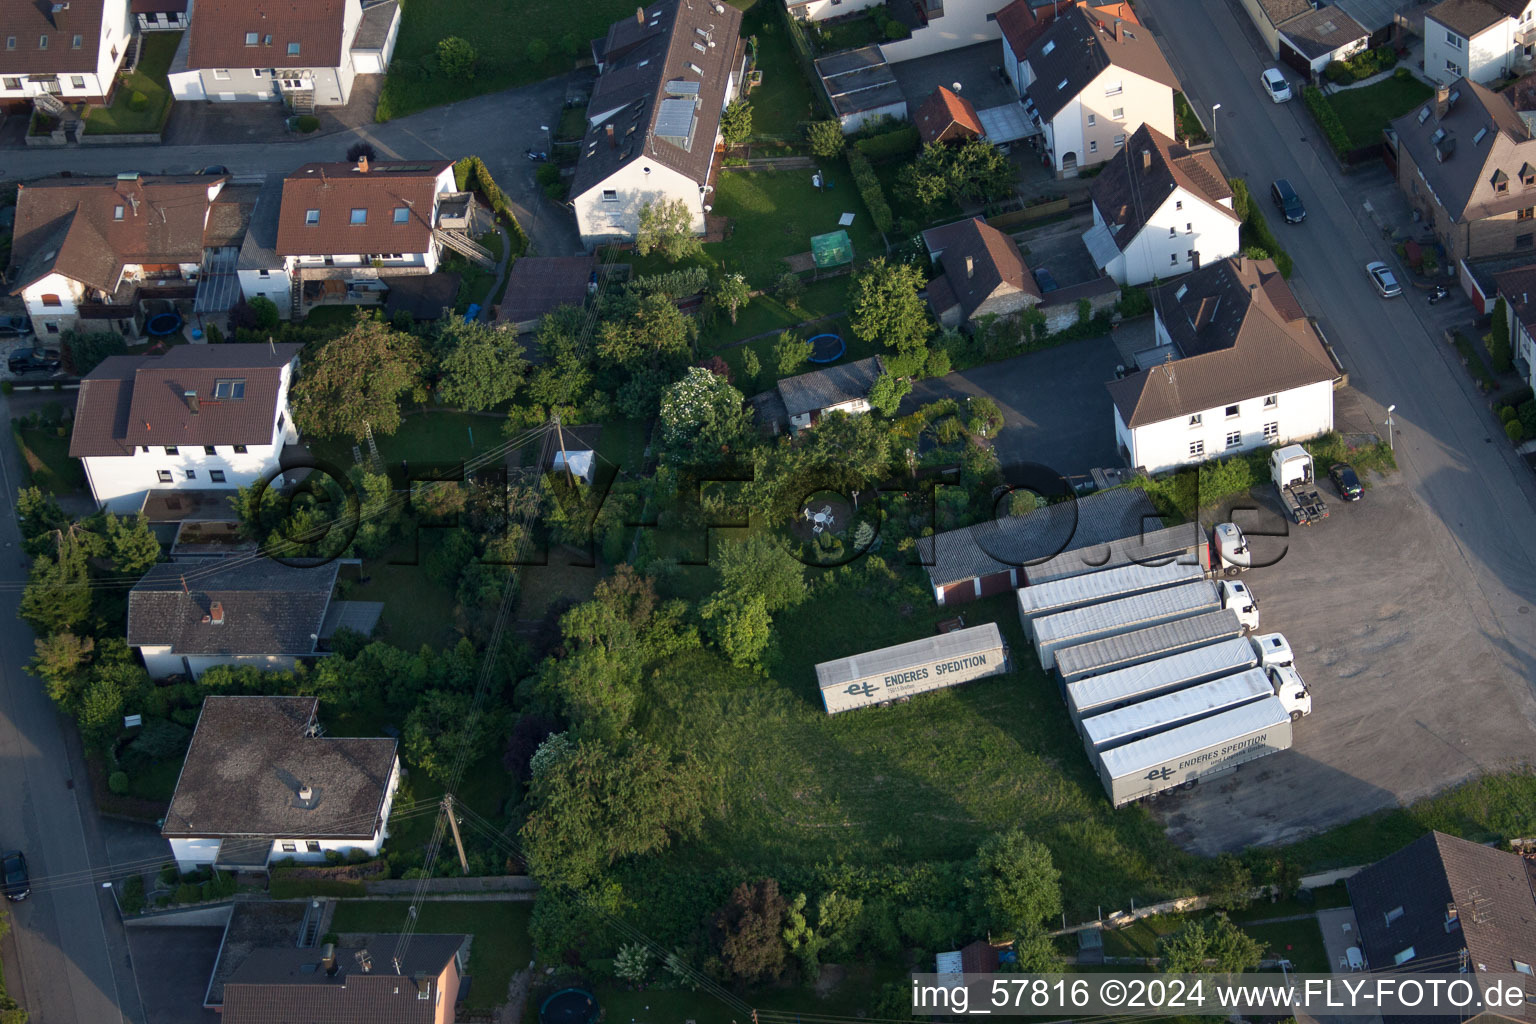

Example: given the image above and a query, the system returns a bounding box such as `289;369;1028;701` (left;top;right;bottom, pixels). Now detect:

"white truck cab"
1218;579;1259;631
1267;663;1312;721
1213;522;1251;576
1249;631;1293;667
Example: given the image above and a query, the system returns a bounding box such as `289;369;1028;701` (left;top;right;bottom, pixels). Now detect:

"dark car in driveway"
1330;463;1363;501
2;851;28;901
8;348;61;374
0;315;32;338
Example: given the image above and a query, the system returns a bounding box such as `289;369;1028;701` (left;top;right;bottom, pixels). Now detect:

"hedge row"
853;124;921;163
633;266;710;298
1230;178;1294;279
455;155;530;256
846;148;894;234
1302;86;1350;156
269;874;368;899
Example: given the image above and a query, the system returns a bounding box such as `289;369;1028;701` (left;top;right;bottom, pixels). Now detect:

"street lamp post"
1386;404;1396;450
1211;103;1221;146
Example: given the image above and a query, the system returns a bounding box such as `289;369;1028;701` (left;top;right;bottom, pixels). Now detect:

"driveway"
1137;0;1536;845
901;335;1125;476
125;925;223;1024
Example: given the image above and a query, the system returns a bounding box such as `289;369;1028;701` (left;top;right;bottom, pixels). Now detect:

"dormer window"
245;31;258;45
213;378;246;399
1522;163;1535;186
1493;169;1510;194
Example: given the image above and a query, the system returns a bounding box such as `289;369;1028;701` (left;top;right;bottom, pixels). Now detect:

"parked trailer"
1056;609;1247;686
1032;580;1258;671
1082;668;1275;753
1065;637;1259;722
1096;697;1293;807
815;623;1007;714
1017;560;1205;625
1023;522;1207;587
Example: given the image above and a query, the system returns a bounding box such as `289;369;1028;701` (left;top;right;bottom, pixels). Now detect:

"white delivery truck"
1066;636;1260;722
1272;445;1329;526
1017;560;1205;626
814;623;1008;714
1056;609;1247;685
1081;666;1311;753
1096;696;1293;806
1032;580;1259;672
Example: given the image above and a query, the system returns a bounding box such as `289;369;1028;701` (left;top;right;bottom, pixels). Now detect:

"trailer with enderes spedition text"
814;623;1008;714
1096;696;1293;806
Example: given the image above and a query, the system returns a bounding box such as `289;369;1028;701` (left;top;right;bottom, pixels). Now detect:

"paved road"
1137;0;1536;804
0;75;586;257
0;388;147;1022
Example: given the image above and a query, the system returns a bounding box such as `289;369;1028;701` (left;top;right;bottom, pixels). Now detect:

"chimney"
183;389;199;414
636;4;644;21
964;255;974;278
1436;84;1451;120
1235;253;1245;274
322;944;338;977
210;601;225;625
606;123;616;148
356;154;369;173
1141;149;1151;172
298;783;313;802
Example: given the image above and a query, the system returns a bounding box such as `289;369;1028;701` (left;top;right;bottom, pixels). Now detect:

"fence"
780;4;837;120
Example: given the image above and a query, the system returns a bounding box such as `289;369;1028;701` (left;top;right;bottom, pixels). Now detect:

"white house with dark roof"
1017;5;1179;176
1082;123;1240;285
162;696;400;871
166;0;399;107
1106;256;1339;473
1424;0;1536;86
572;0;746;247
69;343;302;513
0;0;132;111
772;355;884;432
127;558;381;679
1275;6;1369;78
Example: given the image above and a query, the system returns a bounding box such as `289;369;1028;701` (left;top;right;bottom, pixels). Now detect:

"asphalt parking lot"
1153;468;1536;854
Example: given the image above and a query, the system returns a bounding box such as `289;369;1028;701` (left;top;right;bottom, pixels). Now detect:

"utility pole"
553;412;575;486
442;794;470;874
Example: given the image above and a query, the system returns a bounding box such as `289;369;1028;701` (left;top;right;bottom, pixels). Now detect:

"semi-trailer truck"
1017;560;1205;625
1064;632;1295;722
1081;666;1311;753
814;623;1008;714
1096;696;1293;806
1272;445;1329;526
1022;522;1207;587
1034;580;1258;672
1056;608;1248;685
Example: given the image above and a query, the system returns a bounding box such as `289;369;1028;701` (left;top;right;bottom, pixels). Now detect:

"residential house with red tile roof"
997;0;1137;97
1082;123;1240;285
69;342;301;511
0;0;133;112
573;0;746;247
1016;4;1178;176
274;156;473;317
166;0;399;108
5;172;245;338
914;85;986;144
1106;256;1339;473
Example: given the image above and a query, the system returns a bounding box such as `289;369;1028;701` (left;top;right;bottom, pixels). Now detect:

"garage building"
815;623;1008;713
919;488;1157;606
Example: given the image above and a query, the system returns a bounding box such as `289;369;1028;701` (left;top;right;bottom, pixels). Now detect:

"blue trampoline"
146;311;184;336
806;333;845;363
540;987;600;1024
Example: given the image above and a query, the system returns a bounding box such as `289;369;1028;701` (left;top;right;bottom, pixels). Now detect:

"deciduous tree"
436;320;530;411
721;101;753;148
713;879;790;984
968;829;1063;937
657;366;752;467
806;120;846;159
403;689;499;785
714;272;751;324
292;312;426;439
850;258;931;355
636;198;704;262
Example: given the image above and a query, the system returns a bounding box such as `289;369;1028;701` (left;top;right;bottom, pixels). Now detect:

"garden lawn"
307;408;506;469
344;543;462;651
810;13;883;54
740;0;822;140
446;230;509;313
84;32;180;134
1174;92;1210;145
595;962;905;1023
12;425;87;494
1325;76;1433;150
1245;918;1329;971
703;275;851;349
301;304;368;330
328;900;531;1010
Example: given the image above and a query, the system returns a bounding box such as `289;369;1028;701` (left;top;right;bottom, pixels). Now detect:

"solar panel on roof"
666;79;700;95
383;163;434;172
655;98;696;144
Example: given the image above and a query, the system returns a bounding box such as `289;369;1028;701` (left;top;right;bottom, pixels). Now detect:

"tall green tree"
291;312;427;439
712;534;808;613
714;272;751;324
403;688;499;785
19;528;93;635
17;487;67;556
721;101;753;147
867;372;912;416
713;879;790;984
850;258;932;356
805;120;846;159
521;738;706;888
1157;914;1265;972
636;198;704;263
968;829;1063;937
103;512;162;574
657;366;753;467
774;330;812;377
701;592;772;668
436;320;530;411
